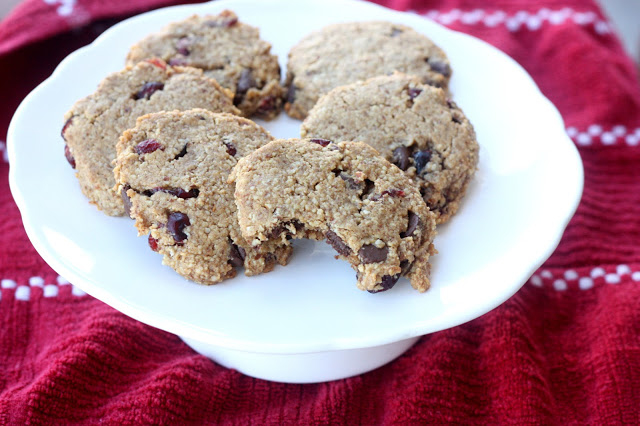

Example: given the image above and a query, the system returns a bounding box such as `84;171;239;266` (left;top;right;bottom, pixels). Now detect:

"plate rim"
7;0;584;354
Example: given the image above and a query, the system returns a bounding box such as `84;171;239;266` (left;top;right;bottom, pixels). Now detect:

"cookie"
62;59;240;216
284;21;451;119
301;73;478;223
126;10;284;119
113;110;291;285
229;138;437;293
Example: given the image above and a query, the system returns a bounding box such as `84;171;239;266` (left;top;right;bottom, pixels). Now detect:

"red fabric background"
1;0;639;424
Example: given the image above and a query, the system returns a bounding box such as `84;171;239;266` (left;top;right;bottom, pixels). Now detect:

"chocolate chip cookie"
62;59;239;216
113;110;291;285
229;138;437;293
284;21;451;119
301;73;478;223
126;10;284;119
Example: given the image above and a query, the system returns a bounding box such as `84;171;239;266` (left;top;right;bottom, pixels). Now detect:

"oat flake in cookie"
301;73;479;223
126;10;284;119
229;138;437;293
284;21;451;119
113;110;291;285
62;59;239;216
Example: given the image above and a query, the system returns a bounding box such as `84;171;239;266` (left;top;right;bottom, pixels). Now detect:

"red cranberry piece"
167;212;190;243
358;244;388;264
206;11;238;27
309;138;332;147
145;58;167;70
61;117;73;141
408;88;422;100
228;243;246;267
392;146;410;171
175;37;192;56
381;189;405;198
256;96;276;114
368;273;400;293
135;139;164;155
400;211;420;238
224;142;237;156
168;57;188;67
148;235;159;252
64;144;76;169
134;82;164;100
412;150;432;174
325;230;352;257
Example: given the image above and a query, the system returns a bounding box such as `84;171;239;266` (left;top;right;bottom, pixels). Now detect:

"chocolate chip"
429;61;452;78
452;115;462;124
121;185;132;217
224;142;237;156
412;149;432;174
286;84;296;104
400;211;420;238
408;88;422;100
134;82;164;100
64;144;75;169
61;117;73;141
234;69;256;105
174;144;188;160
167;212;190;243
228;242;246;267
390;28;403;37
358;244;388;264
338;172;362;191
392;146;410;171
400;259;412;275
446;98;457;109
135;139;164;155
148;235;159;252
367;274;400;293
325;230;352;256
149;187;199;199
309;138;332;147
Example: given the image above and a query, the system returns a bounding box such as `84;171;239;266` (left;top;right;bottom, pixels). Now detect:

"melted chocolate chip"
234;69;256;105
175;37;191;56
400;211;420;238
167;212;190;243
149;187;199;199
286;84;296;104
392;146;410;171
64;144;76;169
134;82;164;100
400;259;412;275
359;244;388;264
174;144;188;160
412;149;432;174
325;230;352;257
228;243;246;267
429;61;452;78
367;273;400;293
224;142;237;156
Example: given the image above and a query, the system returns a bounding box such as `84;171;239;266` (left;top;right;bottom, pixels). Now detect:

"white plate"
8;0;582;380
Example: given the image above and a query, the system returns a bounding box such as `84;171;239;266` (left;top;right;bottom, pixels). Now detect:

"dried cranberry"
61;117;73;141
167;212;190;243
145;58;166;70
400;211;420;238
224;142;237;156
412;150;432;174
325;230;352;257
150;187;199;199
206;11;238;27
309;138;332;147
175;37;191;56
134;82;164;100
256;96;276;114
148;235;159;252
381;189;406;198
408;88;422;100
64;144;76;169
135;139;164;155
168;57;188;67
358;244;388;264
392;146;410;171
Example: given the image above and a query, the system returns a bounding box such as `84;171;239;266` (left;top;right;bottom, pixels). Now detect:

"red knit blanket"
1;0;639;423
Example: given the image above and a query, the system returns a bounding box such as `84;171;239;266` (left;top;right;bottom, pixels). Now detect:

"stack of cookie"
62;10;479;294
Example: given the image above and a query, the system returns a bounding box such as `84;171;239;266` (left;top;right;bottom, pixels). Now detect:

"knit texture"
1;0;639;423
